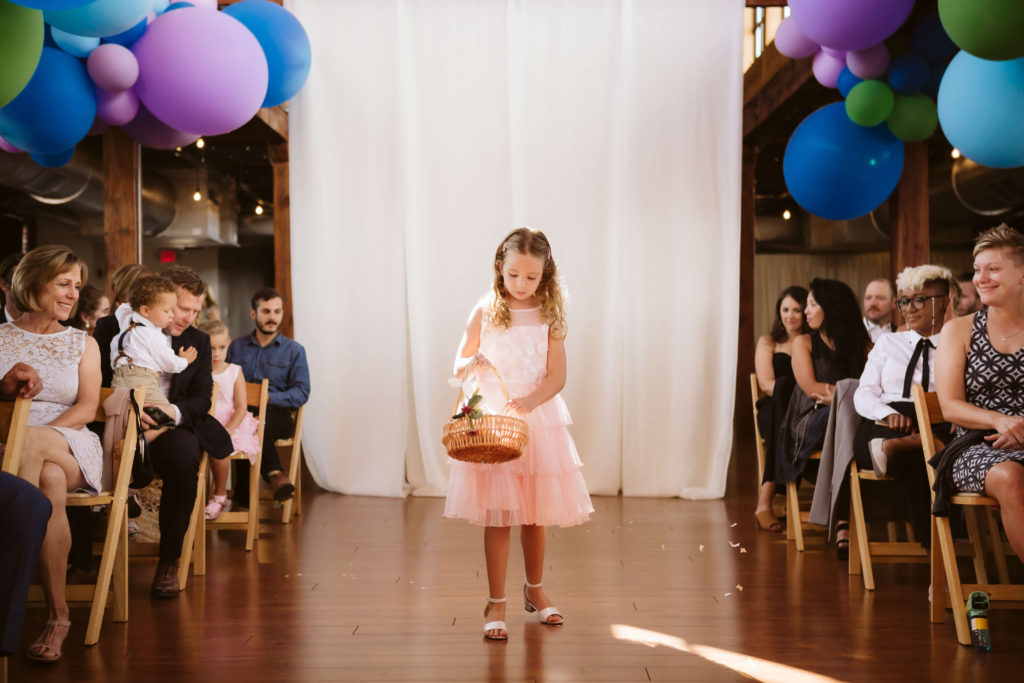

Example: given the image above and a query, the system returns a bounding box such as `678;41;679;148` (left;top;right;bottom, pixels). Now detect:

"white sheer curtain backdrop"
288;0;742;499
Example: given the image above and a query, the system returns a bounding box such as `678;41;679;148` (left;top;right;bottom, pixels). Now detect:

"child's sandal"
205;495;227;521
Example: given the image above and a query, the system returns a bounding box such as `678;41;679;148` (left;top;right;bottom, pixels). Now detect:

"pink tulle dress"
444;306;593;528
212;363;261;464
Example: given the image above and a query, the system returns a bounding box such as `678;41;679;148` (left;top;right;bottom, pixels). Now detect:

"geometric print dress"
952;309;1024;493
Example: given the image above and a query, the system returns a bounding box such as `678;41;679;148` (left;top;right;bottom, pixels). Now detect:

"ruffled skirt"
444;381;593;528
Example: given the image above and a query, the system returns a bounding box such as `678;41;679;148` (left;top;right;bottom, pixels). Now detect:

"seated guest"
777;278;869;556
0;252;23;323
863;278;897;342
849;265;957;545
228;288;310;506
0;246;102;662
95;264;152;388
753;286;808;532
0;364;49;660
68;284;110;335
935;224;1024;563
956;270;981;317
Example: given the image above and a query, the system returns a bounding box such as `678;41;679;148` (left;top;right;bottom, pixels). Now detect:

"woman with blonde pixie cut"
0;244;103;662
935;224;1024;564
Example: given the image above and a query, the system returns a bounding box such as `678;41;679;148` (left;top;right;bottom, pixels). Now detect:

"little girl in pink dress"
445;228;593;641
200;321;260;520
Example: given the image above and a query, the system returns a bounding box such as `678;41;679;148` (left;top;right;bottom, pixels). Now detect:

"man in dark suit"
94;265;231;598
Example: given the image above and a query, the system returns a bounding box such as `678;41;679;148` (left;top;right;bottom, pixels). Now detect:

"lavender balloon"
774;16;819;59
97;88;138;126
847;43;890;79
120;102;198;149
132;7;268;135
88;43;138;92
791;0;914;52
813;50;846;88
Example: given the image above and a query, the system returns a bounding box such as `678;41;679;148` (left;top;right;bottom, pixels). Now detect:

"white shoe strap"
487;597;506;603
525;581;542;588
483;620;507;631
537;606;561;621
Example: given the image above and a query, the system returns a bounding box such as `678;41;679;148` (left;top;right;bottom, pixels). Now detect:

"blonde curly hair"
486;228;567;339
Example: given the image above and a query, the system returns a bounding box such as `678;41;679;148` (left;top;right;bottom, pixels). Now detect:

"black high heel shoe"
835;521;850;561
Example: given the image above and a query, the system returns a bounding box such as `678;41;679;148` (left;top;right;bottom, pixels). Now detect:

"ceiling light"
195;138;205;149
782;209;791;220
951;148;960;159
254;204;264;216
192;189;202;202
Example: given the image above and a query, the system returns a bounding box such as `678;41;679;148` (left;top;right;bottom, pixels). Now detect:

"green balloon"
0;1;44;110
939;0;1024;61
845;80;895;128
886;93;939;142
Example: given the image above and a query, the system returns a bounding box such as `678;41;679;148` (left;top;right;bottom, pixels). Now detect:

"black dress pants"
149;428;202;564
232;404;293;504
0;472;51;655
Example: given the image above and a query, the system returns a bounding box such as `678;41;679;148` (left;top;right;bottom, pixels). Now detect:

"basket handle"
450;358;512;415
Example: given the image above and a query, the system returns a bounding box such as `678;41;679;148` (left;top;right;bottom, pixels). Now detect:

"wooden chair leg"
86;496;128;646
905;522;915;544
985;506;1010;584
194;457;208;576
1;655;6;683
886;521;899;542
178;462;206;590
929;516;945;624
112;512;128;623
246;460;259;551
787;480;804;551
849;469;873;589
282;445;301;524
963;507;989;584
936;516;971;645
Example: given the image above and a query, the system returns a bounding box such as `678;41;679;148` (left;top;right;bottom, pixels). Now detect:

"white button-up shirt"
863;317;895;343
854;329;941;421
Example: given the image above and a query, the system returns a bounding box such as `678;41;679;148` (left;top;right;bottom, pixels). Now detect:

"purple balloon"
132;8;268;135
774;16;819;59
813;51;846;89
120;102;198;149
847;43;890;79
88;43;138;92
791;0;914;52
97;88;138;126
821;47;847;59
0;135;24;154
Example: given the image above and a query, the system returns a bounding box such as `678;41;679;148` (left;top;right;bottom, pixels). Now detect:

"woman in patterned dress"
935;224;1024;563
0;245;102;663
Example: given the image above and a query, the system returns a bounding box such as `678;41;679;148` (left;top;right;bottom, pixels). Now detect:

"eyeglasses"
896;294;945;311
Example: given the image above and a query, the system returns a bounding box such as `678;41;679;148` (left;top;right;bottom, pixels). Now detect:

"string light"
195;138;205;149
782;209;791;220
192;188;202;202
951;148;961;159
254;204;264;216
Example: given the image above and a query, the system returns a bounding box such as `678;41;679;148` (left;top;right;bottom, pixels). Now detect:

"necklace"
989;316;1024;343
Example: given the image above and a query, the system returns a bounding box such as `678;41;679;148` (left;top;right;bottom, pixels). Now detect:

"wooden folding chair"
277;404;306;524
3;387;145;646
750;374;767;485
173;387;218;590
913;385;1024;645
785;450;824;552
847;459;927;590
199;379;268;553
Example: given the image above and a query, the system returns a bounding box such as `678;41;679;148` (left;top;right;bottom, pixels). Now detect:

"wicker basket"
442;364;528;464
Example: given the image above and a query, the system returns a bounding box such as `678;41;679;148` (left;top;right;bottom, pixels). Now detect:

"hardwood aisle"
9;486;1023;682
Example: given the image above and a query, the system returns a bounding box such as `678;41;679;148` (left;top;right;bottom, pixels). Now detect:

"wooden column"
890;141;930;279
269;142;293;339
735;146;757;455
102;128;141;286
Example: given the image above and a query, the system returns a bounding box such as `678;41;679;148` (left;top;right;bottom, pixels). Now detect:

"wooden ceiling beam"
742;43;815;142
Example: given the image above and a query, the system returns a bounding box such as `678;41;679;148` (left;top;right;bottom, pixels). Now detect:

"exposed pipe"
951;157;1024;217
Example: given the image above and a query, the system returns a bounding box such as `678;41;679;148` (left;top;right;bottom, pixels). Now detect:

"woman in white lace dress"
0;245;102;664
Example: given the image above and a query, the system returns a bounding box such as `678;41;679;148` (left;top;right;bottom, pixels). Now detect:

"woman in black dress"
935;224;1024;563
754;286;808;532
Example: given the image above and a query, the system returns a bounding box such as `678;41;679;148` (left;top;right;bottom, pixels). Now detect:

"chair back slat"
913;386;945;491
0;397;32;475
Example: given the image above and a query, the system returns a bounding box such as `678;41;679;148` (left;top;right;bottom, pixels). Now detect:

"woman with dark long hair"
776;278;869;552
754;286;808;532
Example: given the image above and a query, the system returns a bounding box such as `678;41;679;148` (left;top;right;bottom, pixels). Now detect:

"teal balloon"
845;80;895;127
45;0;152;38
0;0;44;109
886;93;938;142
30;147;74;167
939;0;1024;61
51;26;100;58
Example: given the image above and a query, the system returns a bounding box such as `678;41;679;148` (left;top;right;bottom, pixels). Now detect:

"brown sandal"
755;509;783;533
26;619;71;663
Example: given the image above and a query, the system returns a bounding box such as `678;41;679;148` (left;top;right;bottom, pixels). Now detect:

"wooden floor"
8;465;1024;682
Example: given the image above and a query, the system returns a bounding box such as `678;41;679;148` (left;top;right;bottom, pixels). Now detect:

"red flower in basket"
453;389;485;435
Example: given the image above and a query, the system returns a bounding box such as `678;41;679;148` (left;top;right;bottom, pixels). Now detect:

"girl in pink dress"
445;228;593;641
200;321;260;520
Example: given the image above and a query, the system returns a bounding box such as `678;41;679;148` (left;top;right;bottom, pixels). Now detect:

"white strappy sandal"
483;597;508;640
524;581;563;625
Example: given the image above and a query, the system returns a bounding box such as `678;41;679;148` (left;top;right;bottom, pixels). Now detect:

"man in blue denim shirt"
227;288;310;505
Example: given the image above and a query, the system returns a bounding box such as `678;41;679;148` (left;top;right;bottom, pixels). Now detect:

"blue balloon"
887;53;930;94
922;62;946;99
163;2;194;12
102;17;147;47
938;52;1024;169
912;12;957;65
223;0;311;107
45;0;152;38
784;102;905;221
30;147;74;167
837;67;862;98
0;46;96;154
50;25;100;58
